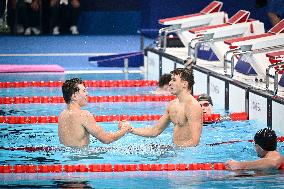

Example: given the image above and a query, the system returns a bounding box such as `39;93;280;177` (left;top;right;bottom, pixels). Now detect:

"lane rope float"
0;80;158;88
0;112;248;124
0;95;176;104
0;162;284;173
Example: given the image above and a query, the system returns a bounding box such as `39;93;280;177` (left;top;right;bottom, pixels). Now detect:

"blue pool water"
0;72;284;188
0;86;156;97
0;72;144;82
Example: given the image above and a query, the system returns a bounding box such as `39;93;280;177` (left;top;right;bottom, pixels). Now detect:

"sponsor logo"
251;101;261;111
211;83;220;94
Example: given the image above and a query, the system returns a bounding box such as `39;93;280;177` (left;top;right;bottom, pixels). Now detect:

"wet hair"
62;78;84;104
254;128;277;151
170;68;194;90
158;74;172;87
197;94;213;106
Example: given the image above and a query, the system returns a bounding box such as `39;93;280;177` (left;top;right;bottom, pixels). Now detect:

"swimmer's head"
62;78;84;104
170;68;194;90
197;94;213;115
197;94;213;106
254;128;277;156
158;74;172;88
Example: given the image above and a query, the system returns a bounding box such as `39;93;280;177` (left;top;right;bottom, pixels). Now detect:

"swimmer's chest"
168;105;188;126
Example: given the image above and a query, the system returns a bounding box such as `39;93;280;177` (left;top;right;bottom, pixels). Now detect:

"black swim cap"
254;128;277;151
197;94;213;106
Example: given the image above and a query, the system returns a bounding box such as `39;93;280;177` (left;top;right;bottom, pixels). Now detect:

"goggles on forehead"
200;102;210;107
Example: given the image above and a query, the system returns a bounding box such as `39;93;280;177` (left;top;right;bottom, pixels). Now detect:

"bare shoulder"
81;110;93;118
186;97;202;115
58;109;68;121
167;99;178;110
267;151;284;161
168;98;178;106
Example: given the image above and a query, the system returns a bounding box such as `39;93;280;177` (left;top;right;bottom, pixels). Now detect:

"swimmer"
197;94;213;116
58;78;132;148
152;73;172;95
225;128;284;170
130;68;203;147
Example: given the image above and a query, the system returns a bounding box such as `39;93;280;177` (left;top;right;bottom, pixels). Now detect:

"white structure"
158;1;228;50
223;20;284;80
186;10;265;63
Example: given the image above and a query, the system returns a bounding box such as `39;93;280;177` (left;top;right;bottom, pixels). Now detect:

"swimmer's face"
199;100;213;115
169;74;185;95
74;84;88;106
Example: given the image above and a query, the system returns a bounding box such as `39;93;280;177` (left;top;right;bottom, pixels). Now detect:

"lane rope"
0;112;248;124
0;95;176;104
207;136;284;146
1;162;284;173
0;80;158;88
1;135;283;153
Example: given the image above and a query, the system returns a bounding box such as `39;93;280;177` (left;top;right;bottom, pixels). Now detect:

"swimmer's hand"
184;57;193;69
225;160;242;170
118;121;132;133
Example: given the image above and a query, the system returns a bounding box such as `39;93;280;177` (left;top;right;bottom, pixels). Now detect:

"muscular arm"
226;157;283;170
131;109;171;137
83;111;130;144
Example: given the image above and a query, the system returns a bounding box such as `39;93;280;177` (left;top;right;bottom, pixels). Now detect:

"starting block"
265;50;284;95
223;19;284;79
158;1;228;50
186;10;265;64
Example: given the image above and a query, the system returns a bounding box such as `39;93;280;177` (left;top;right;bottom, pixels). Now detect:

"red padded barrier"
0;112;248;124
1;162;284;173
0;80;158;88
0;95;176;104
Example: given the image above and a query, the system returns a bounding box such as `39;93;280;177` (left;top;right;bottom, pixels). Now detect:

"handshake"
118;120;133;133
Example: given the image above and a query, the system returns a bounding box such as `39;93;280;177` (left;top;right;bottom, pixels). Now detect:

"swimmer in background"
58;78;132;148
152;73;172;95
130;68;203;147
225;128;284;170
197;94;213;116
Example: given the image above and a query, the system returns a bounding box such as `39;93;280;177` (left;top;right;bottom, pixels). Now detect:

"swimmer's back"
58;109;89;147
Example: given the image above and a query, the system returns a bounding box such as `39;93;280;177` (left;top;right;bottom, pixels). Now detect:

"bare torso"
167;96;202;146
58;108;90;147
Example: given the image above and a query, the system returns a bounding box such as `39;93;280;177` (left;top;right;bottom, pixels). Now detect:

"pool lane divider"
0;80;158;88
1;163;284;173
0;95;177;104
2;135;283;153
207;136;284;146
0;112;248;124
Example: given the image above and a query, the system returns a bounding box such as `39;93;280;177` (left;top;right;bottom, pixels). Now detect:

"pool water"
0;73;284;188
0;120;271;165
2;171;284;189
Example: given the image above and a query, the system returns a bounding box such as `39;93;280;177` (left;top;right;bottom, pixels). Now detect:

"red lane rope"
1;162;284;173
0;112;248;124
0;95;176;104
0;80;158;88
